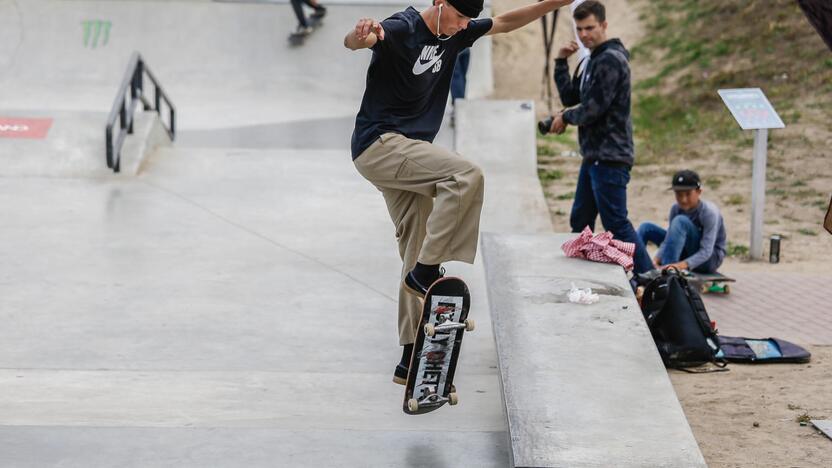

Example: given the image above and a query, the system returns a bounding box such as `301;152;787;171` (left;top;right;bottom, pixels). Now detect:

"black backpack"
639;269;724;370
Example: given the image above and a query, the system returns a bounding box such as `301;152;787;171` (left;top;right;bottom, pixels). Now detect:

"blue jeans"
637;217;719;273
451;48;470;103
570;161;653;274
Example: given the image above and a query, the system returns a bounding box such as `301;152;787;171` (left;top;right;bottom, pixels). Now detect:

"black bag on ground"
639;268;722;368
716;336;811;363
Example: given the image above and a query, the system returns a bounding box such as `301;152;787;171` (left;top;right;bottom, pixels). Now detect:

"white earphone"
437;2;450;40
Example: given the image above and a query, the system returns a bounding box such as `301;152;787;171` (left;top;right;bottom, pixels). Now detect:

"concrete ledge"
456;99;551;234
481;233;706;468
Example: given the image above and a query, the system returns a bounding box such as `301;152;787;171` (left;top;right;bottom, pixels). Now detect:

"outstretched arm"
344;18;385;50
487;0;573;36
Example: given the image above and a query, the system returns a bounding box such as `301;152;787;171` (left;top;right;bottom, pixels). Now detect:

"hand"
652;256;662;268
663;261;689;272
549;112;567;134
557;41;580;59
355;18;384;41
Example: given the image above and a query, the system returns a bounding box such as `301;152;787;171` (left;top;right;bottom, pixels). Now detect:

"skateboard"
288;17;321;45
403;277;474;415
684;271;736;294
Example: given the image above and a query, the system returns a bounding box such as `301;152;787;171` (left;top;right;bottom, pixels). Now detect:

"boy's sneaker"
311;6;327;19
293;25;313;36
402;266;445;299
393;364;408;385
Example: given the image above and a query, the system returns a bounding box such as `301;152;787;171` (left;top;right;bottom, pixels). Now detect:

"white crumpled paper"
568;282;600;305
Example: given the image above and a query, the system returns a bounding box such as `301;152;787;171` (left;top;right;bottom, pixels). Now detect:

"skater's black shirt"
351;7;492;159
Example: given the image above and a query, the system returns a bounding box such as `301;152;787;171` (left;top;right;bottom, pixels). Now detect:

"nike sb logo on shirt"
412;45;444;75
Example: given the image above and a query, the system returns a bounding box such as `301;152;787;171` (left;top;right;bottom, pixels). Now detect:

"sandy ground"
669;347;832;468
490;0;832;465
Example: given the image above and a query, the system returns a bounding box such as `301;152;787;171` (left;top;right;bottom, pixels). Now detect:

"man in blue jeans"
638;170;727;273
550;0;652;273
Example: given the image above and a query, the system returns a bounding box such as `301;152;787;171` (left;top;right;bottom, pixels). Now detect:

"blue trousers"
637;216;720;273
451;48;470;102
291;0;318;27
570;160;653;274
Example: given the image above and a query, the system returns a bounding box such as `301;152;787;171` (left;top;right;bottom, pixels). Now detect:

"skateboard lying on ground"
684;271;736;294
403;277;474;415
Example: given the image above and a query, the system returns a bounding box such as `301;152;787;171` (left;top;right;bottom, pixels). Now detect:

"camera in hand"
538;116;555;135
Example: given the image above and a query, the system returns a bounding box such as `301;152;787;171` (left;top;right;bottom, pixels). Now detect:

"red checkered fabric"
561;226;636;271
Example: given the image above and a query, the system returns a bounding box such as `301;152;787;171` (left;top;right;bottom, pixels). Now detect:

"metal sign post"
718;88;785;260
750;127;769;259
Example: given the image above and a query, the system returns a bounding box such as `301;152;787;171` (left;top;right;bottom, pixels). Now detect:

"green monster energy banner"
82;20;111;48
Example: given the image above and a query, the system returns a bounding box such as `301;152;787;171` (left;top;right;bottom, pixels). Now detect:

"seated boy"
637;170;727;273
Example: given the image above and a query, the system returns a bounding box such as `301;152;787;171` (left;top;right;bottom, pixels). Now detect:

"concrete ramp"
0;0;491;131
0;110;169;177
481;233;707;467
0;145;509;467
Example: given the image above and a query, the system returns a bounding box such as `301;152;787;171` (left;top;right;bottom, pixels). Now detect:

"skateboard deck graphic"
403;277;473;415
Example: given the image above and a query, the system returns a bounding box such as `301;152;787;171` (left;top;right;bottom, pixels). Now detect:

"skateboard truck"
407;385;459;412
424;319;475;337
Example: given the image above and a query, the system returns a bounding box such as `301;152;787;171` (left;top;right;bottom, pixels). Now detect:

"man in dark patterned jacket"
549;0;653;273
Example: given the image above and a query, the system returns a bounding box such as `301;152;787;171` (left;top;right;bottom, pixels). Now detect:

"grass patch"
767;187;788;198
537;144;556;157
797;228;818;236
538;169;564;182
556;192;575;200
726;242;749;257
725;194;745;205
705;177;722;189
793;189;821;200
538;130;577;147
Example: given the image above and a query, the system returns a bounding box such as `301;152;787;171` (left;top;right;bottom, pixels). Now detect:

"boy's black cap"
669;170;701;191
446;0;483;18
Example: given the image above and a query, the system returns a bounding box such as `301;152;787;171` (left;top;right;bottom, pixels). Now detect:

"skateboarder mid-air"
345;0;574;384
637;170;727;274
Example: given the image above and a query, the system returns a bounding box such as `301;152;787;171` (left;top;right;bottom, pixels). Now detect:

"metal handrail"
105;52;176;173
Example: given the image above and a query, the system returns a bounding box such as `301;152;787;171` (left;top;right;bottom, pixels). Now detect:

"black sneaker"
393;364;408;385
311;5;327;19
402;266;445;299
293;24;313;36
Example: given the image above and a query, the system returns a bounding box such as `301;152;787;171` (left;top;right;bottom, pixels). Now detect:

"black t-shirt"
350;7;493;159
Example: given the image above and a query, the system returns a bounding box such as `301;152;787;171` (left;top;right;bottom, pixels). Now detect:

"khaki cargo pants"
354;133;485;345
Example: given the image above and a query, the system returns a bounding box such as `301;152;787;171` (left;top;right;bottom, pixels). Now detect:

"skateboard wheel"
424;323;436;337
449;392;459;406
723;284;731;294
464;319;475;332
407;398;419;412
700;284;708;294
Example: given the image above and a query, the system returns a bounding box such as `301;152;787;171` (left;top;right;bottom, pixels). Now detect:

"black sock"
400;343;414;367
412;262;440;286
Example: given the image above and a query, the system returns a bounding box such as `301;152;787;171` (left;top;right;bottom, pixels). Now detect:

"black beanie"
446;0;483;19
